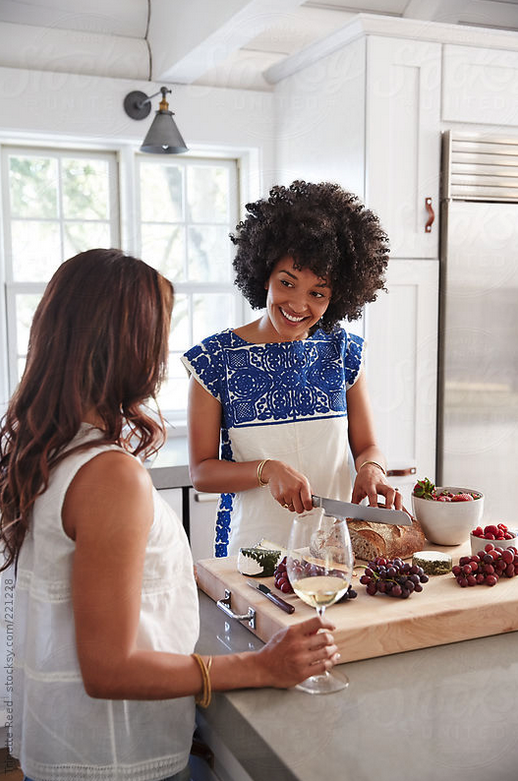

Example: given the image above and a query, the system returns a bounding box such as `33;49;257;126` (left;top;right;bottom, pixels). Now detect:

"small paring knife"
312;495;412;526
246;581;295;614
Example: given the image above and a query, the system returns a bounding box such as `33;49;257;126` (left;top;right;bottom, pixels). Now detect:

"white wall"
273;37;366;194
0;67;275;184
0;67;277;409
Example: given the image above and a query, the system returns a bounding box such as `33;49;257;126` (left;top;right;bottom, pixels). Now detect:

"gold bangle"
358;460;387;476
256;458;269;488
192;653;212;708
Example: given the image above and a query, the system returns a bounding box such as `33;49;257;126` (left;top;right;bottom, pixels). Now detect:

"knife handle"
266;591;295;614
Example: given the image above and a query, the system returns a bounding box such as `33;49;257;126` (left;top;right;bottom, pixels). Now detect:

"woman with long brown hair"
0;249;338;781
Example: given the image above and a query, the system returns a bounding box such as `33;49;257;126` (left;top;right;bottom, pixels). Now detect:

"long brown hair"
0;248;174;571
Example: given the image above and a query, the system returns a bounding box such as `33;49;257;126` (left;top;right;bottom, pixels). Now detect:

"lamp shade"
140;108;188;155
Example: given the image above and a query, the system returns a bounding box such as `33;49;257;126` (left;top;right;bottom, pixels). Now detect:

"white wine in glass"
286;507;353;694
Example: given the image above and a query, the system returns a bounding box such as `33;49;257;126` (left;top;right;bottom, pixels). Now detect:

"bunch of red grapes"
273;556;357;602
452;542;518;587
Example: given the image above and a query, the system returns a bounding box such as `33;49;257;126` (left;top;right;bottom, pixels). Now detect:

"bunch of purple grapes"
273;556;357;601
359;556;429;599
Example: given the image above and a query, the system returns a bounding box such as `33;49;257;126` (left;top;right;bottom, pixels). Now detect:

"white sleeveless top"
12;425;200;781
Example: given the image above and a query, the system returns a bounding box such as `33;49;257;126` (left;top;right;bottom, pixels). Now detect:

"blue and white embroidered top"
182;327;364;557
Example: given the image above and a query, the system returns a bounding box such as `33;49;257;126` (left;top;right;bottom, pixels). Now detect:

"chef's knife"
246;581;295;614
312;495;412;526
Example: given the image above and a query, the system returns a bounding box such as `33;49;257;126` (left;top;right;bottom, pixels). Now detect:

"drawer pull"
216;589;256;629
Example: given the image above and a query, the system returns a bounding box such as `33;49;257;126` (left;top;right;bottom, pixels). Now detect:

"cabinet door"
363;260;439;485
366;37;441;258
189;489;218;562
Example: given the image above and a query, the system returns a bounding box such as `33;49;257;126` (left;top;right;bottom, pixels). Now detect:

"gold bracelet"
358;460;387;476
192;653;212;708
256;458;269;488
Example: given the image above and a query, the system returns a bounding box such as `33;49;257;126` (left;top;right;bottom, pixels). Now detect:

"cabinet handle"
194;492;220;503
425;197;435;233
387;467;416;477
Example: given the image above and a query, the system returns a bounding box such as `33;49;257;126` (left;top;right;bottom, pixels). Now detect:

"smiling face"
262;256;332;342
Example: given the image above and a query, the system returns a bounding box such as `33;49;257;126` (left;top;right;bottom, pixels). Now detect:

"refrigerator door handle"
425;197;435;233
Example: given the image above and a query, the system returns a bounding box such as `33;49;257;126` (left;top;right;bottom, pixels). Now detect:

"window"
0;145;242;422
136;156;241;420
2;146;120;390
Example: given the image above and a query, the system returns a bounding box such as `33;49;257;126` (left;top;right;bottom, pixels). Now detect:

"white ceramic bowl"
470;531;517;556
411;487;484;546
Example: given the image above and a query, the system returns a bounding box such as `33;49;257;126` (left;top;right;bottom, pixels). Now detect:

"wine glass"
286;507;353;694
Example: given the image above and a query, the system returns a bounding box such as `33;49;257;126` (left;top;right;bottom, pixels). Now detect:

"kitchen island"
194;591;518;781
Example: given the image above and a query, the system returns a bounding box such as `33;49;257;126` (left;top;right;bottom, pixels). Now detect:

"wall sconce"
123;86;188;154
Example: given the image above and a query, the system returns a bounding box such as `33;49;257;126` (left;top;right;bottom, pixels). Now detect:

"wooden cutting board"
196;542;518;662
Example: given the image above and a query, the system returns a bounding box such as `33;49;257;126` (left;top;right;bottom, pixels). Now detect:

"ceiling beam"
148;0;306;83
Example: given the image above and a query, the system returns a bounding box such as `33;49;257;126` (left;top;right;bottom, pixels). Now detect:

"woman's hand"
261;459;314;514
254;616;339;688
351;463;402;510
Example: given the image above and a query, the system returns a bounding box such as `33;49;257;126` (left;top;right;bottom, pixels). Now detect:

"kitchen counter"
195;591;518;781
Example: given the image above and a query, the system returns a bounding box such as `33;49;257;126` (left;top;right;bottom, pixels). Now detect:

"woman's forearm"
82;647;260;700
190;457;266;494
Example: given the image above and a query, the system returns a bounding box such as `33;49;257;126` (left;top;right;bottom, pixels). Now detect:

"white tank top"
11;424;199;781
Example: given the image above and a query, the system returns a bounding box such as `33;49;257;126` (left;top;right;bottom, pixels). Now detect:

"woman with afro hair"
182;181;401;556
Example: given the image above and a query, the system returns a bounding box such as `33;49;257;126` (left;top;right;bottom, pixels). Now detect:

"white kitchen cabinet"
274;25;441;495
274;33;441;259
443;44;518;126
189;489;218;561
363;259;439;486
366;37;441;259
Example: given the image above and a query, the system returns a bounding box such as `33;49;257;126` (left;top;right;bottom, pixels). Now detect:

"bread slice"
347;514;425;561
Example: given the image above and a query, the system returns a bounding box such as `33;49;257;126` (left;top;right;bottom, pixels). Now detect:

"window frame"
1;145;121;393
0;143;248;426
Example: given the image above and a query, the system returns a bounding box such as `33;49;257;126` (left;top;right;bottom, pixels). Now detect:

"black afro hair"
230;180;389;332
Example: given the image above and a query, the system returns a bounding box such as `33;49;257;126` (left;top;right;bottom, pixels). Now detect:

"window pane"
140;163;184;222
141;224;185;280
193;293;234;343
187;225;231;282
62;158;110;220
169;294;189;352
187;166;229;223
15;294;41;357
11;220;61;281
9;155;58;219
64;222;111;259
158;355;188;412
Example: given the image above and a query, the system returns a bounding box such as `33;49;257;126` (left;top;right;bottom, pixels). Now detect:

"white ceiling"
1;0;518;90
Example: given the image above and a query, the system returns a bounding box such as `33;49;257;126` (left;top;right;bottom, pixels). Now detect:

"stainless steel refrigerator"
437;131;518;524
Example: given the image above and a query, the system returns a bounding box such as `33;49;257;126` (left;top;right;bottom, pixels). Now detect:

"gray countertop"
195;591;518;781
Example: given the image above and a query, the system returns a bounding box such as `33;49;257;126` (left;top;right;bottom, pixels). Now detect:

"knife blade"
312;495;412;526
246;581;295;614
